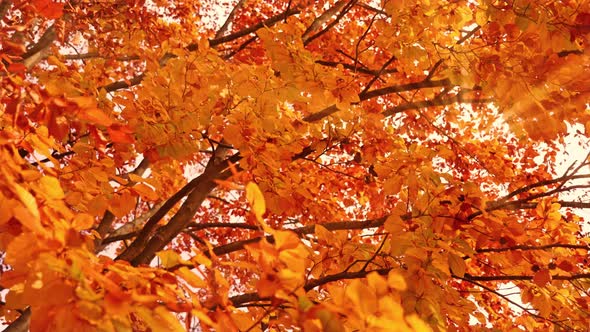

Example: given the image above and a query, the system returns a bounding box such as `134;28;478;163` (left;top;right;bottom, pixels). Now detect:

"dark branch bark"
314;59;398;75
212;196;590;257
475;243;590;254
214;0;246;39
230;268;391;306
383;95;494;117
130;168;234;266
116;155;239;263
94;158;150;251
303;78;455;122
0;0;12;21
358;54;398;95
460;273;590;282
207;7;301;48
303;0;356;46
99;7;301;93
454;275;569;329
212;216;387;256
21;24;56;69
3;307;30;332
102;73;146;92
187;222;260;231
302;0;349;41
359;78;452;100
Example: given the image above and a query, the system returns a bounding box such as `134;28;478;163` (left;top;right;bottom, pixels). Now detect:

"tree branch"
229;267;391;306
314;59;398;76
212;195;590;257
383;95;494;117
212;216;387;256
3;307;30;332
99;6;301;93
302;78;457;122
214;0;246;39
461;273;590;282
0;0;12;21
475;243;590;254
116;155;240;262
208;7;301;48
130;168;233;266
302;0;349;41
21;24;56;69
453;274;569;329
303;0;357;46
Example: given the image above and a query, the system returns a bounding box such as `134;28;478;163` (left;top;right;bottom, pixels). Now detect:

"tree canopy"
1;0;590;330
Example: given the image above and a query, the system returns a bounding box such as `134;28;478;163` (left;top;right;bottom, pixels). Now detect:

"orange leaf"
77;108;113;127
13;184;44;234
107;125;135;144
448;253;466;278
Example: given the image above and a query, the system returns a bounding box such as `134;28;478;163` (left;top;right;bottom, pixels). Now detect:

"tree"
0;0;589;330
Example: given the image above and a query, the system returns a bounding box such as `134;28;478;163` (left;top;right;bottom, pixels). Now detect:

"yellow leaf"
246;182;268;229
317;309;345;332
448;253;466;277
68;96;97;109
274;230;300;250
156;250;186;269
176;266;206;288
406;314;433;332
127;173;144;183
13;184;45;234
39;176;65;199
387;271;407;291
77;108;113;127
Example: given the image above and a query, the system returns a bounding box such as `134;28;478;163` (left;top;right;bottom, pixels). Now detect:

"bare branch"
230;267;391;306
358;54;398;96
212;216;387;256
214;0;246;39
102;73;146;93
130;168;233;266
360;78;451;100
456;25;481;45
303;78;456;122
186;221;259;231
3;307;30;332
461;273;590;282
100;6;301;93
21;24;55;69
303;0;357;46
208;7;301;48
475;243;590;254
454;275;570;329
383;95;494;117
315;59;398;75
115;157;233;262
302;0;350;41
94;158;151;250
0;0;12;21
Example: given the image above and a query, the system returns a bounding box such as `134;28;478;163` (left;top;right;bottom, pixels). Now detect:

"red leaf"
557;260;575;272
32;0;63;19
7;63;26;73
533;269;551;287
